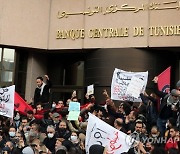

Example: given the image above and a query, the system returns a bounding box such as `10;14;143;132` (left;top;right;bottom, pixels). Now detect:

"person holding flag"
175;80;180;131
153;76;180;136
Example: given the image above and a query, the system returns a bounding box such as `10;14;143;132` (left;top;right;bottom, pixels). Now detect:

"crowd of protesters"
0;75;179;154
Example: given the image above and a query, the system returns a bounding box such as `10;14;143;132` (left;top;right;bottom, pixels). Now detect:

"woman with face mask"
7;126;17;144
68;131;86;154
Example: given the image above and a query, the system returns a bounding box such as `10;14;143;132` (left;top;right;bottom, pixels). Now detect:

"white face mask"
9;131;16;137
166;123;169;129
14;115;20;121
52;104;56;108
24;132;29;139
151;134;158;138
48;133;54;138
70;135;78;142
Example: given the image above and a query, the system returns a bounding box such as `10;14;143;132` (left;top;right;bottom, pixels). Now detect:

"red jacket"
165;137;178;150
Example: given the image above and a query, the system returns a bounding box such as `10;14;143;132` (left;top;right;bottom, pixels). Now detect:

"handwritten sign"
125;76;145;98
67;111;80;121
87;84;94;95
111;68;148;102
68;102;80;121
0;85;15;118
86;113;134;154
68;102;80;111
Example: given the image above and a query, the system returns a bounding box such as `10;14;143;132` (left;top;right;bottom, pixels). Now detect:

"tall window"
0;48;15;87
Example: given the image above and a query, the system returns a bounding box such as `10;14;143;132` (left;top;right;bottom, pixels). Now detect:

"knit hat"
171;89;180;97
52;112;60;118
22;146;34;154
176;80;180;88
89;144;105;154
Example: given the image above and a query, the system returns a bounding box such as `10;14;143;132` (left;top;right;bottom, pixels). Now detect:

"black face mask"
3;146;11;152
59;128;66;132
145;147;151;152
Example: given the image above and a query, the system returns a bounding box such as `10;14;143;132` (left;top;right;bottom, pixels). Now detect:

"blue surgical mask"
9;131;15;137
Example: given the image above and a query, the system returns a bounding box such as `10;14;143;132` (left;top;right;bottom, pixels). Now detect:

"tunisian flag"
157;67;171;111
14;92;33;115
157;66;171;93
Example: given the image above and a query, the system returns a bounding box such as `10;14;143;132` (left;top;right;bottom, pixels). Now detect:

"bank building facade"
0;0;180;103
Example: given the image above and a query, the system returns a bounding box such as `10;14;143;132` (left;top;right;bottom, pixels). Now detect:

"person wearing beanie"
89;144;105;154
22;146;35;154
176;80;180;90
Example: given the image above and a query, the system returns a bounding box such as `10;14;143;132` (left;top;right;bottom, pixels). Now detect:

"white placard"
111;68;148;102
125;76;145;99
85;113;134;154
0;85;15;118
87;84;94;95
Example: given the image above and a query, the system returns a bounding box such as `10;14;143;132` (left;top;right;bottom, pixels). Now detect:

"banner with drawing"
0;85;15;118
111;68;148;102
85;113;134;154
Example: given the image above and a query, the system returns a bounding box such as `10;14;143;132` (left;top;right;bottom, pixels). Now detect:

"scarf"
37;82;46;95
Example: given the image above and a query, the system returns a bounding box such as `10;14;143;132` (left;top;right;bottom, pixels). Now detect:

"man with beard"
57;121;71;140
153;76;180;136
128;120;147;154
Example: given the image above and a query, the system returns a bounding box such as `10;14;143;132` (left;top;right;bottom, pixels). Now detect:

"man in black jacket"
33;75;51;109
153;76;180;136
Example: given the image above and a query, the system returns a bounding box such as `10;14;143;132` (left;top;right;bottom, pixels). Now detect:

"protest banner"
85;113;134;154
111;68;148;102
0;85;15;118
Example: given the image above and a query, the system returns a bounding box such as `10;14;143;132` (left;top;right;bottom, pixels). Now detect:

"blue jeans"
157;118;167;136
